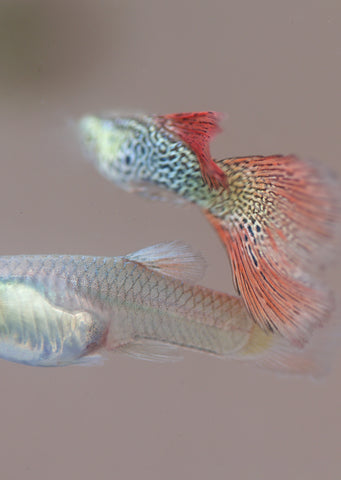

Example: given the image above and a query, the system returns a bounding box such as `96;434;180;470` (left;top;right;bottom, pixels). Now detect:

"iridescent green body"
0;247;259;367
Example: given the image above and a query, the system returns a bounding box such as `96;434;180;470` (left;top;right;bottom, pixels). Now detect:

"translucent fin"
72;354;105;367
205;155;341;345
234;317;341;379
256;320;341;379
118;341;182;363
154;111;228;189
126;241;206;282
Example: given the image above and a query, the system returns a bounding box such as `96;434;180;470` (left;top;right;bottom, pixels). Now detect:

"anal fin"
118;340;182;363
72;354;104;367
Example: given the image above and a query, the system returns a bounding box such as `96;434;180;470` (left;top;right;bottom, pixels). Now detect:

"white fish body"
0;243;333;376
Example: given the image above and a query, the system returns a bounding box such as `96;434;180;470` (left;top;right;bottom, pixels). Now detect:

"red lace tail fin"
205;154;341;345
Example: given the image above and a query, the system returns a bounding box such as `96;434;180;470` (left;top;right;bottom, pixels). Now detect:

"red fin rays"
205;154;341;345
207;212;332;346
155;112;228;190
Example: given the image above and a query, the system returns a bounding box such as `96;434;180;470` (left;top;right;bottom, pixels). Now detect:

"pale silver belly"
0;281;98;366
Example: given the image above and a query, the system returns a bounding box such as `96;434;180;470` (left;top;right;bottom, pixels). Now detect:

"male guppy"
79;112;341;346
0;242;327;374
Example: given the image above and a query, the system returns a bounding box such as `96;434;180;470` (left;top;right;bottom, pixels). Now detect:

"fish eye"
124;155;132;165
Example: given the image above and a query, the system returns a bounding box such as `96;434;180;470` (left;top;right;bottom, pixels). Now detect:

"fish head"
79;114;157;193
78;112;207;203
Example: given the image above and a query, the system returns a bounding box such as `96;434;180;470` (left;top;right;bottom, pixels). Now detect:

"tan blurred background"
0;1;340;479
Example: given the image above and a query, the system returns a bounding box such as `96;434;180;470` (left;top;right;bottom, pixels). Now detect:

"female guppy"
79;112;340;346
0;242;327;374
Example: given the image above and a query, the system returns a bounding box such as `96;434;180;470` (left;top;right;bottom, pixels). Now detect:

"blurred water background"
0;2;340;479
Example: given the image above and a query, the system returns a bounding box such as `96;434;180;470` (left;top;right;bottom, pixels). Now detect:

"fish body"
0;244;262;367
0;243;333;376
79;112;341;346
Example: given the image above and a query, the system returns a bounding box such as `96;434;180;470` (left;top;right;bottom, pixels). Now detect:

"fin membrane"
72;354;105;367
251;316;341;379
231;320;339;379
126;241;206;282
118;340;182;363
154;111;227;189
206;155;341;345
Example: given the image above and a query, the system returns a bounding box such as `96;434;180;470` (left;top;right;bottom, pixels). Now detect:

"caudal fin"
205;155;341;345
154;111;227;189
234;315;341;378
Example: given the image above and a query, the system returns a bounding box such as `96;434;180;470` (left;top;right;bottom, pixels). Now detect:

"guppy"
79;111;341;346
0;242;326;374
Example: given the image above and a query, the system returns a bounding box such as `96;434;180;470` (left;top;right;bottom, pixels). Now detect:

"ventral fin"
118;341;182;363
72;354;105;367
154;111;228;190
126;241;206;282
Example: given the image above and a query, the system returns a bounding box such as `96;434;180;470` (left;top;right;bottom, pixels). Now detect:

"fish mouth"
79;115;129;168
79;116;99;148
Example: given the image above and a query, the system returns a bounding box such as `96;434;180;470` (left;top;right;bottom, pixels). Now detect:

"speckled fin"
126;241;206;282
119;341;182;363
205;154;341;346
154;111;228;189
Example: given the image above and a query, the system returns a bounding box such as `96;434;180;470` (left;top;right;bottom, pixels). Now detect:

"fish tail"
233;318;341;378
204;155;341;345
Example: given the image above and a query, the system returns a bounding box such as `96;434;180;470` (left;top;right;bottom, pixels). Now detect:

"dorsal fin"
154;112;228;190
126;241;206;282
